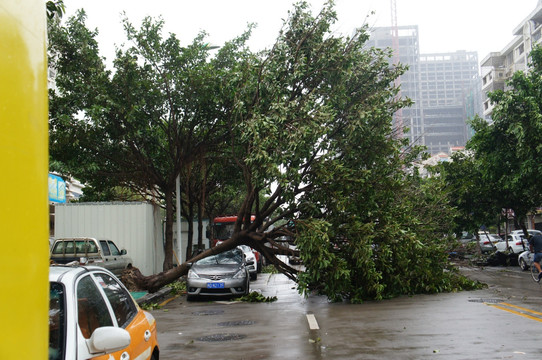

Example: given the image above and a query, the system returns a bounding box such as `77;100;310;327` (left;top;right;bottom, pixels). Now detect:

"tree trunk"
163;188;175;271
126;235;243;293
197;158;207;251
186;214;194;260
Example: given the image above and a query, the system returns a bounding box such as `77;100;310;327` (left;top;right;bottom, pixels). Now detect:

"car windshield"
196;249;243;265
49;282;65;360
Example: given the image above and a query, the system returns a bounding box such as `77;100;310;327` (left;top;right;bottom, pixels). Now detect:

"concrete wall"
54;202;164;276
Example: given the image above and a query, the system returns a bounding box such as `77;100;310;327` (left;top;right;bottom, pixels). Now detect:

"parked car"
458;232;476;244
238;245;258;280
495;230;542;254
50;237;133;276
186;248;251;300
253;248;264;273
49;265;159;360
478;233;501;253
518;250;534;271
287;244;302;265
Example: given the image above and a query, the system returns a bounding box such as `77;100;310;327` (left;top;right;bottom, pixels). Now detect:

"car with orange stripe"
49;265;159;359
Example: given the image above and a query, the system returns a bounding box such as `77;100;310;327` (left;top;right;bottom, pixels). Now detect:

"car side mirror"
120;249;127;255
86;326;131;354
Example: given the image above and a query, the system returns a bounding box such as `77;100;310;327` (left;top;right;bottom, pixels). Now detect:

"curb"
136;287;172;307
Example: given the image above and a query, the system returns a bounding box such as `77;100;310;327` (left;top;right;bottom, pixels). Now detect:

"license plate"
207;282;225;289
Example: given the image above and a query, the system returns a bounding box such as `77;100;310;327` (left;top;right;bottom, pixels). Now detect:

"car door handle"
120;352;130;360
144;330;151;342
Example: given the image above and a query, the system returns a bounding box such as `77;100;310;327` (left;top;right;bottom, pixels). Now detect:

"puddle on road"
191;310;225;316
217;320;255;327
468;298;503;303
197;333;247;342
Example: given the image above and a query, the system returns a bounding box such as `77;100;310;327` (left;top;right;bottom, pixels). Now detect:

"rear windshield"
52;240;99;255
196;249;243;265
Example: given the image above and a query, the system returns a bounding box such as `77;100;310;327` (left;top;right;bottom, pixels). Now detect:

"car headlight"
233;269;246;279
188;269;200;279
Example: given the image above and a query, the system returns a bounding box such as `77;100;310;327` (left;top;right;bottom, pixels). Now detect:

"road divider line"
306;314;319;330
487;303;542;323
500;302;542;317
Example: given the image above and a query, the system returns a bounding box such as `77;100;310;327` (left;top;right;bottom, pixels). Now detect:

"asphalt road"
150;265;542;359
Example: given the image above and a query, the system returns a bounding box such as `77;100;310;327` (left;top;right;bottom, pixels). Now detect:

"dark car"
186;248;251;300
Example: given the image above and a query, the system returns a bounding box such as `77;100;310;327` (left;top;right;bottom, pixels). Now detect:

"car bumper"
187;278;248;297
247;264;257;275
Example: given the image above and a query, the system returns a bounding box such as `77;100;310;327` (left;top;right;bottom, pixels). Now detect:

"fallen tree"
51;1;481;302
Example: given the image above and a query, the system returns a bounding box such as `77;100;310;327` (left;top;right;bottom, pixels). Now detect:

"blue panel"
48;174;66;203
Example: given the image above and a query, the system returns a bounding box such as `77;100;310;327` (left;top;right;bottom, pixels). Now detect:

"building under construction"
367;27;482;155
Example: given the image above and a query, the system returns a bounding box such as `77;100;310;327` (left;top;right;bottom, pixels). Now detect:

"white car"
518;250;535;271
49;265;159;360
478;233;501;253
494;230;542;253
238;245;258;280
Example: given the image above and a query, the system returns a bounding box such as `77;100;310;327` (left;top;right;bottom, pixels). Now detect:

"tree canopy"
49;1;479;301
439;46;542;236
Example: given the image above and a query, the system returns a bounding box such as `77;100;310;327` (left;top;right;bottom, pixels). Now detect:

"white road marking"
306;313;319;330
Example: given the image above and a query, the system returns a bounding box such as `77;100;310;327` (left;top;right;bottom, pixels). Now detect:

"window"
95;273;137;328
108;241;121;256
52;241;70;254
76;275;113;338
100;240;111;256
49;282;66;360
75;240;98;254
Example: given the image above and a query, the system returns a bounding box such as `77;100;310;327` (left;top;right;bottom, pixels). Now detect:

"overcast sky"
63;0;539;71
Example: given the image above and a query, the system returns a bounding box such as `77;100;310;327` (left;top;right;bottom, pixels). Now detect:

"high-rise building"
366;26;424;148
419;51;481;154
368;27;482;155
481;1;542;119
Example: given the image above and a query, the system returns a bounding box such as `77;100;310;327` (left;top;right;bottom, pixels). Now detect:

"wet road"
151;265;542;359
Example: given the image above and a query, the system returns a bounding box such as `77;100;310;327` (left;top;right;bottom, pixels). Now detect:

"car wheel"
151;351;158;360
250;272;257;281
519;257;528;271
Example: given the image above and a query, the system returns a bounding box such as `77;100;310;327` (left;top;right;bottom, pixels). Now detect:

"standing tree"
437;151;502;246
48;11;251;270
466;45;542;234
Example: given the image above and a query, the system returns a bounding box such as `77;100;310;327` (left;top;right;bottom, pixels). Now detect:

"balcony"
483;99;496;118
481;68;506;92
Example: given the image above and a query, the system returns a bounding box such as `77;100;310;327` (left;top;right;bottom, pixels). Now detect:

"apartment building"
481;1;542;119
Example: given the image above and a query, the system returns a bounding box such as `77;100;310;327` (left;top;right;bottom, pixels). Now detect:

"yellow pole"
0;1;49;359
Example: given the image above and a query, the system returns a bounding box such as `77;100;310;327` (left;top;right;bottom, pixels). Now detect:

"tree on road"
49;1;479;301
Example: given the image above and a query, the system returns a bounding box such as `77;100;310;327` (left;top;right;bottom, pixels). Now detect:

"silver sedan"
186;248;251;300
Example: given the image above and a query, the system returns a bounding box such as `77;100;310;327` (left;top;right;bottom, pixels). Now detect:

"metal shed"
54;202;164;276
